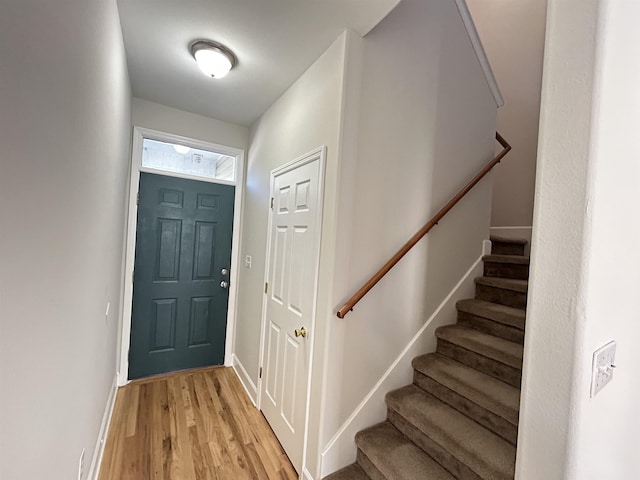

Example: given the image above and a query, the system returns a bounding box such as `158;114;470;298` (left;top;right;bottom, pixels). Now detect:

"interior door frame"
257;146;326;475
117;126;245;386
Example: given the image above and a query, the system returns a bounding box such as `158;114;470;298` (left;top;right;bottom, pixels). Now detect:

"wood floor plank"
98;367;297;480
246;428;281;478
122;383;150;480
191;373;218;443
217;379;252;446
189;423;214;480
202;373;241;475
167;375;197;480
242;441;271;480
149;382;166;479
180;375;197;428
124;384;140;438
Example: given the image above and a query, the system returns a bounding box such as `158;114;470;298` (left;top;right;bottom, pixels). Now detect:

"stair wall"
324;236;528;480
305;0;500;476
320;244;489;477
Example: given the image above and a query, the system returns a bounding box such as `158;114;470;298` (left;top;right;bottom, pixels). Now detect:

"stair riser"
356;450;387;480
437;340;521;388
387;409;485;480
413;371;518;445
483;262;529;281
475;284;527;309
457;312;525;344
491;242;525;256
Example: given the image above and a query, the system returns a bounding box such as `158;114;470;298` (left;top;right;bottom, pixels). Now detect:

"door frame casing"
257;146;327;474
118;126;245;386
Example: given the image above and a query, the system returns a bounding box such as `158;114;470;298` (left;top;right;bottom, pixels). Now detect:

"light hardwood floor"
98;367;298;480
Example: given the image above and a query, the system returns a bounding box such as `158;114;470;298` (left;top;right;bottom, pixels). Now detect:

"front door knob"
294;327;307;338
220;281;229;289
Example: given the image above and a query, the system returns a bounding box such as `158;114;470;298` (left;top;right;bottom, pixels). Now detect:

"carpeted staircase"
325;236;529;480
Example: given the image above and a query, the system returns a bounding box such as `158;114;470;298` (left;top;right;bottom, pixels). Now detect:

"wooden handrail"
336;132;511;319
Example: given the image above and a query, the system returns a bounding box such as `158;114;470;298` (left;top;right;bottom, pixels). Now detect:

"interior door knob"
220;281;229;289
294;327;307;338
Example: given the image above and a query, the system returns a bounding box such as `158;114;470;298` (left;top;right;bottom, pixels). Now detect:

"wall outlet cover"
590;340;616;398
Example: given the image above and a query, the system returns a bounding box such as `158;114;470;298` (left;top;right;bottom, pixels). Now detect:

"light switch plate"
590;340;616;397
245;255;252;268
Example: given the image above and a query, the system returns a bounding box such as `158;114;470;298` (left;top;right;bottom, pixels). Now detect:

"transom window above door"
142;138;236;182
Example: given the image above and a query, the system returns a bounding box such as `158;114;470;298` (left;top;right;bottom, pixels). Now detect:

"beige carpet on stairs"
325;236;529;480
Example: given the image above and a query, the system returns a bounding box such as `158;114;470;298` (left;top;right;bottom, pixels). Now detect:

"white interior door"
260;147;325;473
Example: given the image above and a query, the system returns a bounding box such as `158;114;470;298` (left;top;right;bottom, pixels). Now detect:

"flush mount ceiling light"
190;40;237;79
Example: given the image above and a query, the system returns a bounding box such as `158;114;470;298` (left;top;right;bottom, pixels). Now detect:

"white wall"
517;0;640;478
234;2;499;476
0;0;131;479
313;0;498;475
233;33;347;403
131;97;249;151
573;2;640;474
466;0;547;227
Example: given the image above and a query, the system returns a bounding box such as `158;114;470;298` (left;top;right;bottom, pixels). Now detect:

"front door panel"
129;172;234;379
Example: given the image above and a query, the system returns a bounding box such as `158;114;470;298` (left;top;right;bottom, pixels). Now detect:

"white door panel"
260;148;325;473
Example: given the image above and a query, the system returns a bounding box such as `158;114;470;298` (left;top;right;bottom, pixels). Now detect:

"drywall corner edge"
454;0;504;107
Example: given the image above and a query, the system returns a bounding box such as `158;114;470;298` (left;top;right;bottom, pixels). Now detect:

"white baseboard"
302;467;315;480
232;354;258;406
88;373;119;480
490;226;533;255
319;253;485;477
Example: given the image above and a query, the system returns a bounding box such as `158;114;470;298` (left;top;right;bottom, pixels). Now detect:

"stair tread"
457;299;525;330
490;235;528;245
475;276;528;293
436;325;523;369
387;385;516;480
482;254;530;265
356;422;456;480
412;353;520;425
323;463;369;480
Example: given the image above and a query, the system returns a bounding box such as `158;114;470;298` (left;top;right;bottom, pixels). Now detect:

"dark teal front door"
129;172;235;380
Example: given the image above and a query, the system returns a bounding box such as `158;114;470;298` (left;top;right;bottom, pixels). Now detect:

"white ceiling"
117;0;401;126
